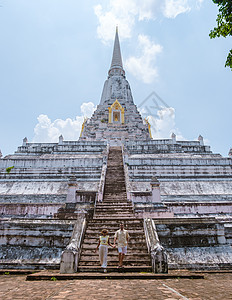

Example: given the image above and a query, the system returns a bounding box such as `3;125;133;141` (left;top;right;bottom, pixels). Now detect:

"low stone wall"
0;203;63;218
129;166;232;180
0;182;68;198
124;139;211;154
15;141;107;155
0;219;76;269
0;156;104;169
160;180;232;195
0;194;67;204
166;245;232;270
154;218;232;270
167;201;232;217
156;222;225;247
76;191;96;204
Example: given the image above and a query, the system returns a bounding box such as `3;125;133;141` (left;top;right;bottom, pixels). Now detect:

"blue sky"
0;0;231;157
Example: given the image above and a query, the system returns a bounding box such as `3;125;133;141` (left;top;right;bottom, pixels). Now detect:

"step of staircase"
90;217;144;223
101;202;128;205
80;253;150;259
83;235;146;240
96;203;132;207
86;223;142;229
85;230;145;235
100;200;128;203
93;215;137;219
79;259;151;267
27;270;204;279
77;266;152;273
103;193;127;196
94;209;133;213
94;213;134;217
81;248;148;254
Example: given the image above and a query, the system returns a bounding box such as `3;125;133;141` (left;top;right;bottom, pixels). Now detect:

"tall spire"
109;26;123;71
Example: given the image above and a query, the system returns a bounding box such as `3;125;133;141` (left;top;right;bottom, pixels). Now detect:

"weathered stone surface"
0;203;62;218
60;217;86;273
124;144;232;222
0;219;76;269
154;218;232;269
0;27;232;273
144;218;168;273
0;181;68;195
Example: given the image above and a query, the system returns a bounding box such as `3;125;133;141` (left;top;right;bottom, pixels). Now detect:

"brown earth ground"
0;271;232;300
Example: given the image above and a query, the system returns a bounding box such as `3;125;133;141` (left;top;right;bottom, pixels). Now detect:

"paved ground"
0;272;232;299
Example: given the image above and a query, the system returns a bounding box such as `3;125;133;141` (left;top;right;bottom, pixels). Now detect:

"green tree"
209;0;232;69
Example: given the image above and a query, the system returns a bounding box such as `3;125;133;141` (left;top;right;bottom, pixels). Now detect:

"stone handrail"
144;218;168;273
60;216;87;273
121;144;131;202
97;163;107;203
97;143;110;203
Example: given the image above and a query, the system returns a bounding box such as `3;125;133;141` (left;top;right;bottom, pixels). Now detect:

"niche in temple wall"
108;99;124;124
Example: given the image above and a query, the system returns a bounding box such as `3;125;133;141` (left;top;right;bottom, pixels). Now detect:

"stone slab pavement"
0;272;232;299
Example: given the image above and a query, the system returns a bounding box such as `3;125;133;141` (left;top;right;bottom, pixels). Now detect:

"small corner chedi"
1;28;232;273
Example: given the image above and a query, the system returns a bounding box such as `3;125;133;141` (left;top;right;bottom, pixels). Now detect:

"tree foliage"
209;0;232;69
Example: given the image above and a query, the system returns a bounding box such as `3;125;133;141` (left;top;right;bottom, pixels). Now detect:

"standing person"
96;229;114;273
113;223;129;268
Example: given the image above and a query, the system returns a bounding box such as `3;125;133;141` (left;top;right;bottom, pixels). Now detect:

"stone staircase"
78;146;152;272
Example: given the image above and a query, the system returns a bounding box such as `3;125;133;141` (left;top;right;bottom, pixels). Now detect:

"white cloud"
162;0;204;18
94;0;164;43
94;0;204;43
143;107;184;139
33;102;96;142
94;1;135;43
162;0;191;18
80;102;96;118
125;34;162;83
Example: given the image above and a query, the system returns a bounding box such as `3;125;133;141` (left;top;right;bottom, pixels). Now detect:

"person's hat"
101;229;108;234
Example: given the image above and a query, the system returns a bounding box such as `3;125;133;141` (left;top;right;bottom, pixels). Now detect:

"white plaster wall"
130;181;232;196
0;181;68;195
167;203;232;215
0;204;62;216
0;181;99;195
0;155;103;169
128;154;231;166
161;181;232;195
129;166;232;177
